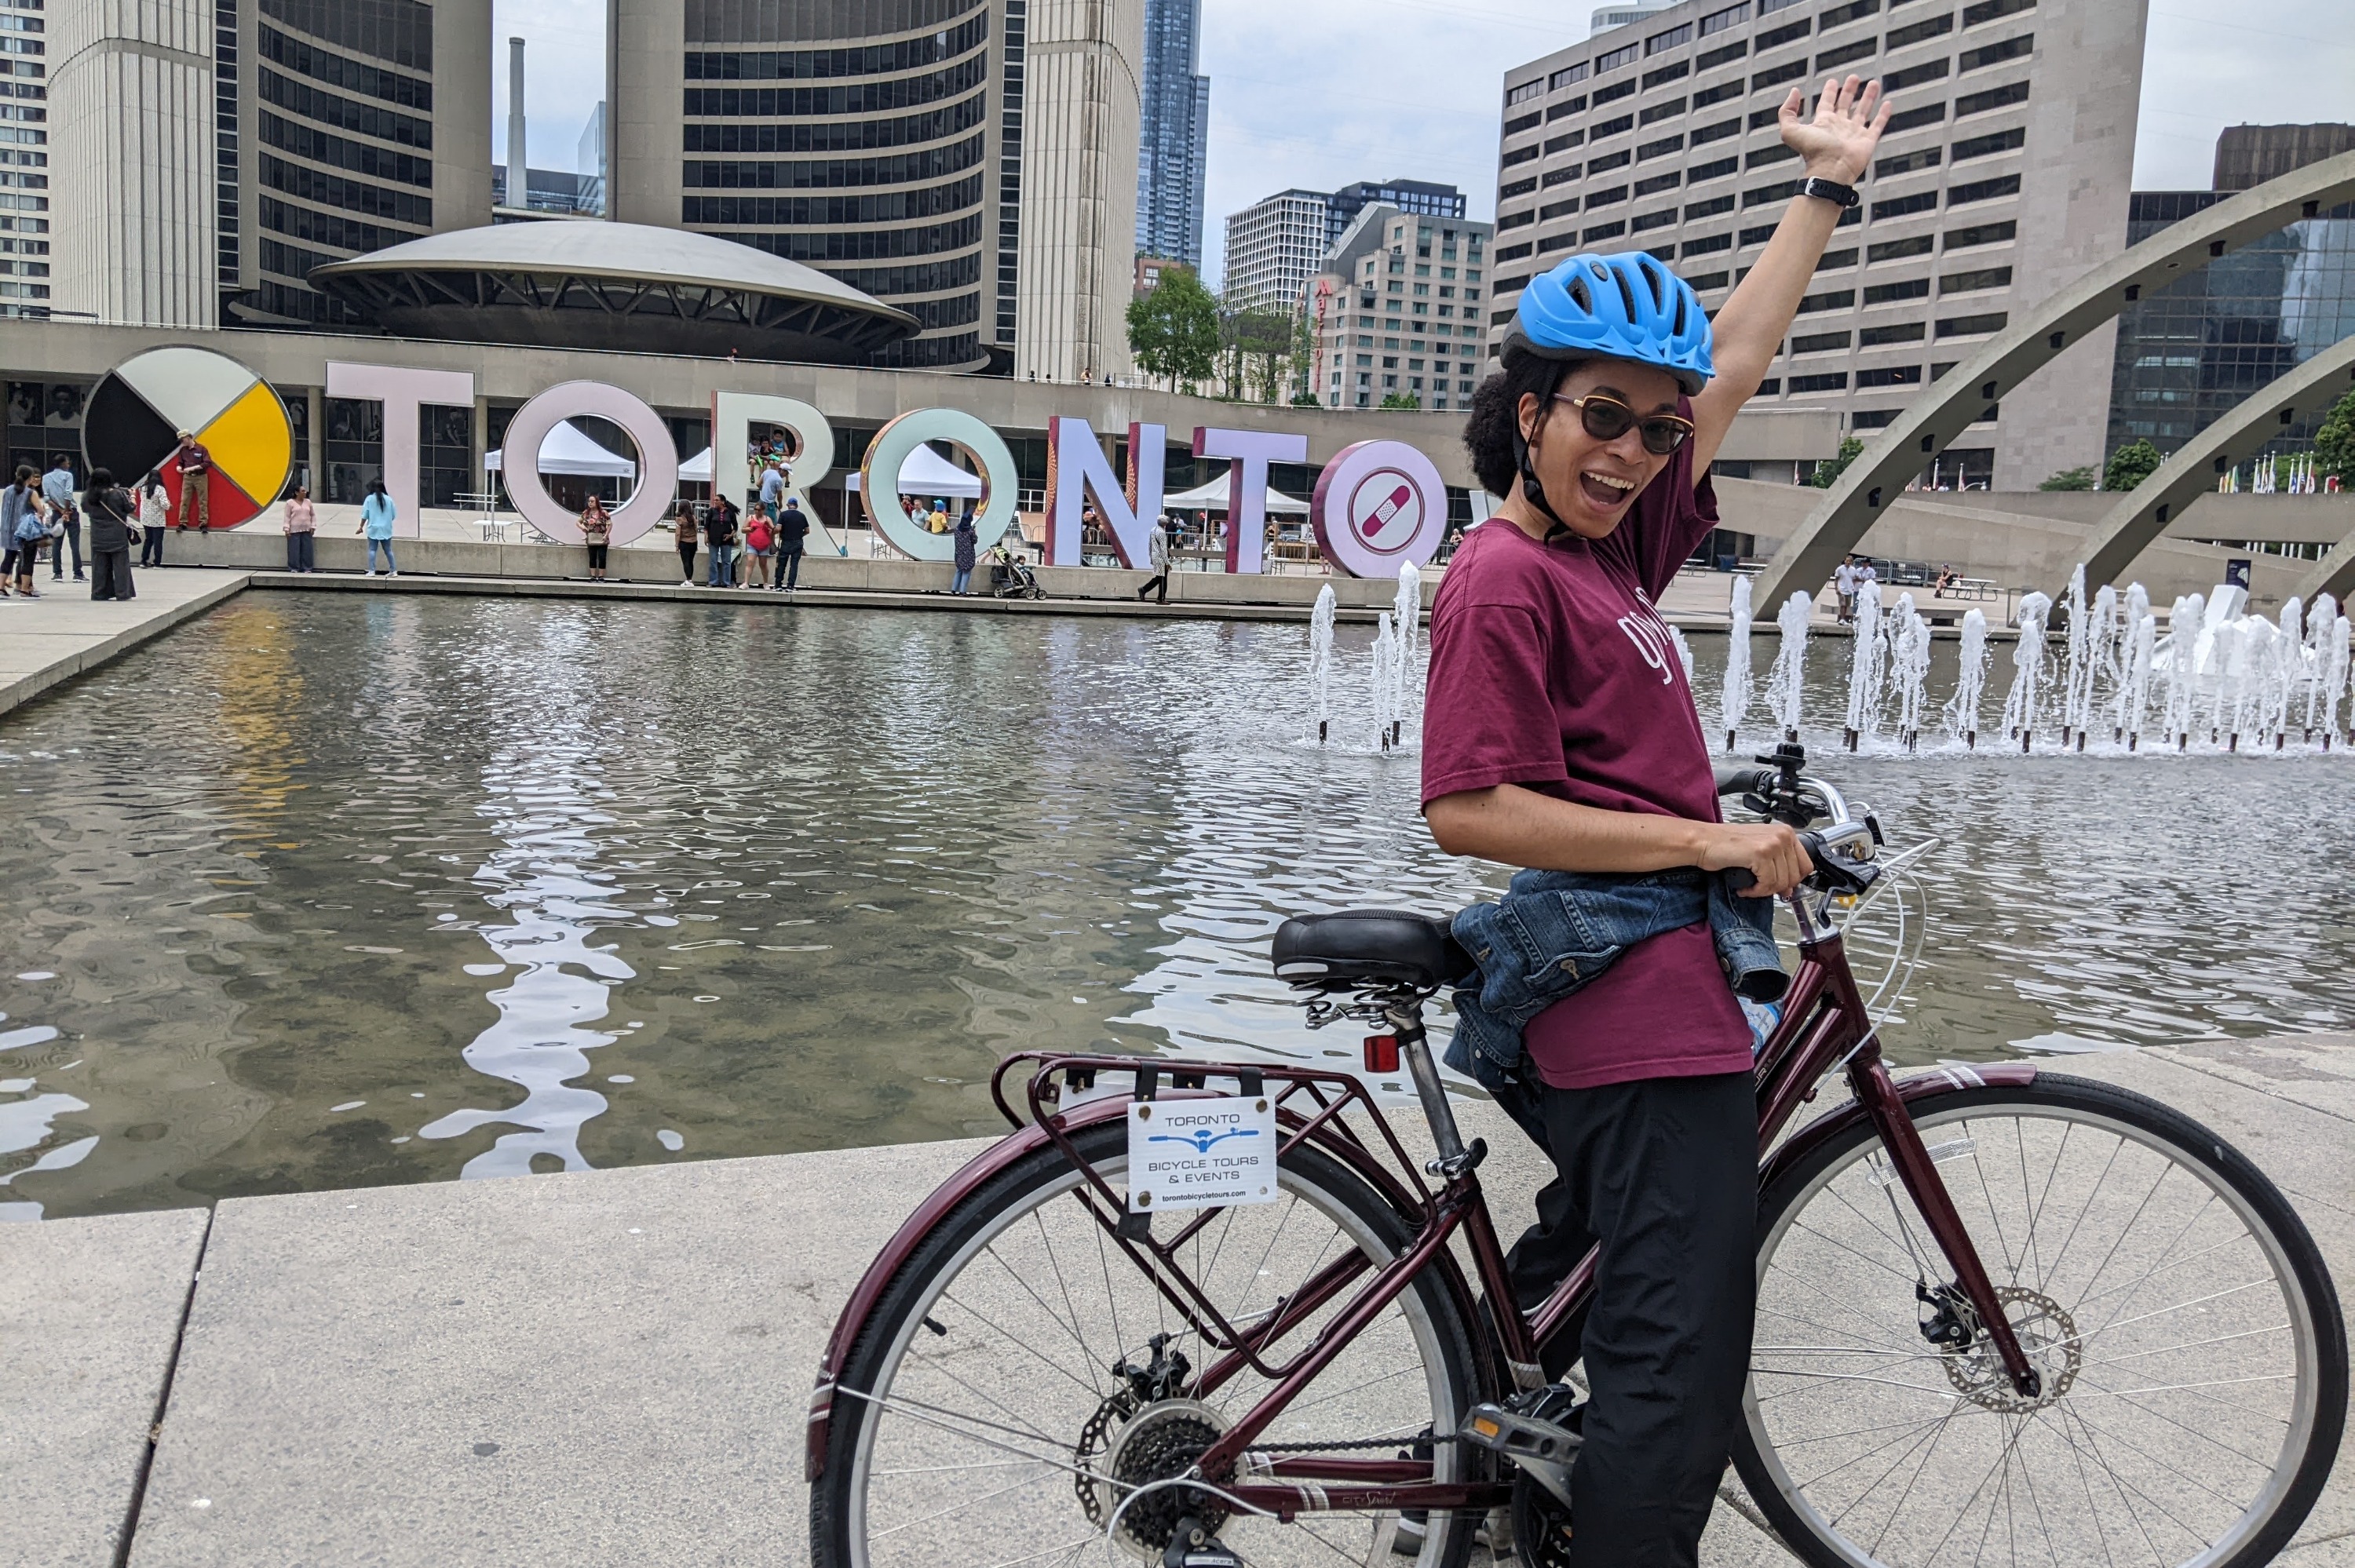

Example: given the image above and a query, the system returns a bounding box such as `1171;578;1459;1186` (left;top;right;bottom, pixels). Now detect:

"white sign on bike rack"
1127;1096;1278;1212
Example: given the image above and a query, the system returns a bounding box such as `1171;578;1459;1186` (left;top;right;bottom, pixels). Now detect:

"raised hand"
1778;74;1891;185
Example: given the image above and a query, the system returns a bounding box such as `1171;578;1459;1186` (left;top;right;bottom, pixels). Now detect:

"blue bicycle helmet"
1502;250;1714;393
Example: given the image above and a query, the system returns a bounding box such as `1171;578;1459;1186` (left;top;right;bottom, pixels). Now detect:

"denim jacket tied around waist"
1444;867;1787;1096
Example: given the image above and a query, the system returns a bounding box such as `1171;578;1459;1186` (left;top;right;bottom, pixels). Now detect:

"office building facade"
610;0;1137;381
2108;126;2355;465
226;0;493;329
1306;206;1492;410
1135;0;1205;268
1322;178;1463;253
1494;0;2148;488
1221;187;1328;312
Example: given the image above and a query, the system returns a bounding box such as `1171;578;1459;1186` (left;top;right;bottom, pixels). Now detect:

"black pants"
1138;571;1168;604
586;543;608;572
141;523;166;567
89;547;133;600
779;547;801;589
286;532;315;572
677;538;697;582
52;512;81;578
1503;1071;1756;1568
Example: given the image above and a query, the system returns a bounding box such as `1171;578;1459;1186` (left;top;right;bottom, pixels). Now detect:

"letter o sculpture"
860;408;1020;563
1310;439;1450;579
499;381;680;546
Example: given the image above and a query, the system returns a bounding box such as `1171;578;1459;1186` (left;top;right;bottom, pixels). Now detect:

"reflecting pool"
2;594;2352;1220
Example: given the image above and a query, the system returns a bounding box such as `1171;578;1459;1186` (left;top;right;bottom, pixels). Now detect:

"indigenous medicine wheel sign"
1126;1095;1279;1213
83;347;294;529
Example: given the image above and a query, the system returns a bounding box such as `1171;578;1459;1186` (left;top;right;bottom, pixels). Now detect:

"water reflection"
0;596;2349;1220
418;741;634;1178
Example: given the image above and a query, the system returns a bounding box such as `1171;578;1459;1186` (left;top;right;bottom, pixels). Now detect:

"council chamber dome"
305;221;922;365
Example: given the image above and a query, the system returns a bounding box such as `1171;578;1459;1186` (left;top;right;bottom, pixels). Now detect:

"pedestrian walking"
1137;514;1172;605
576;494;612;581
674;501;699;585
42;455;82;582
173;431;213;533
704;494;739;587
775;496;809;593
950;504;977;594
4;464;50;597
282;484;317;573
137;472;170;567
82;468;137;601
359;478;398;575
743;504;776;588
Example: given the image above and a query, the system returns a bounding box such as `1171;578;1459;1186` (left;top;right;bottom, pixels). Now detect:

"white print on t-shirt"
1616;593;1681;687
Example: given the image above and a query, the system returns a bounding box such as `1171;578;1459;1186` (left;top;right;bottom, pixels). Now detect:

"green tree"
2316;387;2355;486
1291;389;1324;407
1126;268;1220;392
1219;306;1295;403
2039;465;2097;491
1806;435;1865;489
1379;392;1422;410
2103;438;2163;493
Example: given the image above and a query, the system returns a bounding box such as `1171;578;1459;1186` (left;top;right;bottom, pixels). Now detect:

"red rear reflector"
1364;1034;1400;1073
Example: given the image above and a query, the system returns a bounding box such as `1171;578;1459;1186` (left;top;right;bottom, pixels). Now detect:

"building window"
1886;13;1955;49
1506;79;1543;106
1952;126;2027;161
1944;219;2017;249
1550;62;1590;89
1789;371;1849;392
1955;80;2031;117
1699;3;1748;35
1682;232;1733;257
1882;58;1951;92
1939;264;2012;293
1582;219;1627;242
1859;319;1927;345
1871;189;1940;221
1958;33;2034;71
1863;278;1930;304
1886;101;1947;132
1962;0;2036;23
1645;22;1692;53
1936;312;2008;337
1816;38;1877;71
1948;173;2022;206
1796;288;1856;313
1875;147;1941;178
1596;42;1639;72
1758;18;1812;49
1698;39;1748;70
1791;330;1851;354
1856;363;1923;387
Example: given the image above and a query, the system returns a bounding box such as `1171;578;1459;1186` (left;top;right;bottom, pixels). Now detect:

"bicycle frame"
809;898;2043;1526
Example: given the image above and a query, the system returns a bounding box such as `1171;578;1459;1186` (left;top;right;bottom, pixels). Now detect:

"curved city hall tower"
46;0;217;326
609;0;1137;378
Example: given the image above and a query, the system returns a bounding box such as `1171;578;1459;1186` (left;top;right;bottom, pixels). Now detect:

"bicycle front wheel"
810;1118;1487;1568
1735;1071;2346;1568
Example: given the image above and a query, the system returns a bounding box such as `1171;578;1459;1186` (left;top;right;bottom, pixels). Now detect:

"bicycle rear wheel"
810;1118;1487;1568
1734;1072;2346;1568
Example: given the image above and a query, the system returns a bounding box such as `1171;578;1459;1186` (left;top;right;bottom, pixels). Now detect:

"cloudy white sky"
491;0;2353;286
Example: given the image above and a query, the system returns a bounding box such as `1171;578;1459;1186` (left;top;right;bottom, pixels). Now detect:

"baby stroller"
988;542;1044;600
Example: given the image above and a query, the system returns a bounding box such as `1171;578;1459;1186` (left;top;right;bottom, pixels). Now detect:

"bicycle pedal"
1460;1402;1579;1510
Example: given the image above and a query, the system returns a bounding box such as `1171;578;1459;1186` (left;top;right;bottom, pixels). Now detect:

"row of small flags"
2218;453;2342;494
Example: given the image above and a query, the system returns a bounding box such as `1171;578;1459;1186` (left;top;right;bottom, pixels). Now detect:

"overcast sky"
491;0;2353;286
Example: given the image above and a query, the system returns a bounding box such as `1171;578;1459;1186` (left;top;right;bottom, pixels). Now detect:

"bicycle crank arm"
1460;1402;1578;1511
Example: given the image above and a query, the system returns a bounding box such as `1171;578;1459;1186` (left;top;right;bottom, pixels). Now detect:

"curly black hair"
1462;348;1584;498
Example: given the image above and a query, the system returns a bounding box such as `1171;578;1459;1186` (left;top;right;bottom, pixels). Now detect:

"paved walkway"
8;1034;2350;1566
0;570;250;720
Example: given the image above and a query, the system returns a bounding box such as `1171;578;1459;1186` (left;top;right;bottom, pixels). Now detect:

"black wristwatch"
1798;176;1860;209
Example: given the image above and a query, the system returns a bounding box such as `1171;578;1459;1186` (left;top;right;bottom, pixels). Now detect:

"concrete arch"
2291;509;2355;607
2080;338;2355;593
1751;148;2355;610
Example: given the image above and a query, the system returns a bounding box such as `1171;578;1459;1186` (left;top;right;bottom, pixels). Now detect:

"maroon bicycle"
808;746;2345;1567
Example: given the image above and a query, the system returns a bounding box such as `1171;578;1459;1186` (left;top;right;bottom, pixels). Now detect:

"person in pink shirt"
1418;75;1890;1565
281;485;316;573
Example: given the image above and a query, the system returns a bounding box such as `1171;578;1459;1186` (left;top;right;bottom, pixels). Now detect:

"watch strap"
1798;176;1861;210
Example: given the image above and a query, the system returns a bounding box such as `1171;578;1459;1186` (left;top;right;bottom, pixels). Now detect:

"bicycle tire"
1732;1071;2347;1568
811;1118;1487;1568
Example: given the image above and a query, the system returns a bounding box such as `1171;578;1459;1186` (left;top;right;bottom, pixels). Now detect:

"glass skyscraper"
1136;0;1207;268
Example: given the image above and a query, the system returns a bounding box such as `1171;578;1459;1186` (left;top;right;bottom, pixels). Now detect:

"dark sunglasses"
1551;392;1696;456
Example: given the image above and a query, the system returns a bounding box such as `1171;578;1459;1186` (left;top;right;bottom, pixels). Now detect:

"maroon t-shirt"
1421;429;1751;1089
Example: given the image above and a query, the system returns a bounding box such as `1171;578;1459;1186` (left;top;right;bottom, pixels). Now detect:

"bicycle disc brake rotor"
1089;1398;1233;1559
1941;1285;2081;1413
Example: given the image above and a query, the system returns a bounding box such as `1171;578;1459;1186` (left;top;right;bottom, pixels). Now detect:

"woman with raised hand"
1416;75;1889;1566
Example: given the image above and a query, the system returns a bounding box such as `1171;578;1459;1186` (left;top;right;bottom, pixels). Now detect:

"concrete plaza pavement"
6;1033;2351;1566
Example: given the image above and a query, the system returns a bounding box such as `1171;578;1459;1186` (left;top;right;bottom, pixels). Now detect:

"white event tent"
1163;472;1310;515
484;420;639;479
844;443;986;500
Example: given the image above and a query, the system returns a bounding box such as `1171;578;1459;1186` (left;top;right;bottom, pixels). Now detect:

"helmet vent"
1609;268;1639;325
1567;276;1592;313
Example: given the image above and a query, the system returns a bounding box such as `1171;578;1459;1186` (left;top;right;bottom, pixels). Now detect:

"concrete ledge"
0;572;252;720
0;1207;210;1568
